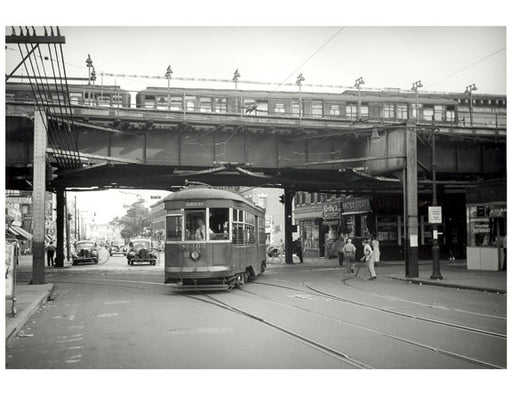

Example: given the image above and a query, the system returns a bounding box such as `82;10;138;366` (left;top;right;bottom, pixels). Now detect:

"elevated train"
163;188;266;290
6;82;506;129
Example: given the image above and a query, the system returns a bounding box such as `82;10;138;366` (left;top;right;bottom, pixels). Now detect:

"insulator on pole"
44;26;48;36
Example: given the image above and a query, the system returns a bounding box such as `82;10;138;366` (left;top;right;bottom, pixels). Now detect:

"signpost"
428;206;442;224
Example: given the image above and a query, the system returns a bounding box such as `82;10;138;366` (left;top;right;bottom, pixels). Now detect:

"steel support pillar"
405;122;419;277
284;189;295;264
55;187;65;267
65;191;71;261
32;111;46;284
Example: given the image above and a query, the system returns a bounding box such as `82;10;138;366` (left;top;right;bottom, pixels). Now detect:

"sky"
2;1;510;225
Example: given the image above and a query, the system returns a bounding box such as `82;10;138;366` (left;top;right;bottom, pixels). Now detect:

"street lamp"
296;73;305;120
233;69;241;116
86;54;93;85
411;80;423;122
354;76;365;120
465;83;477;126
430;127;443;280
165;65;173;111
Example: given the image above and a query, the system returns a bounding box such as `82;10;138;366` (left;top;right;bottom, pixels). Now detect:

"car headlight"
91;250;98;256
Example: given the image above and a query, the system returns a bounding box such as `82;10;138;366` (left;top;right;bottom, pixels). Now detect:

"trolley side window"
166;215;183;241
257;216;266;244
246;212;256;244
209;208;230;240
232;208;245;245
185;209;207;241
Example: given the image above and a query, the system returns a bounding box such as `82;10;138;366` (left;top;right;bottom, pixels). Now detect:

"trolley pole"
430;128;443;280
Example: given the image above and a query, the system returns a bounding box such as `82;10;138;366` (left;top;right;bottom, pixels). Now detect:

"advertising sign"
322;202;341;219
428;206;442;224
341;198;371;214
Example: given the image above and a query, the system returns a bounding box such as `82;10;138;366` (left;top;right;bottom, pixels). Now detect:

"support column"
284;189;295;264
32;111;47;284
55;187;65;267
65;191;71;261
405;122;419;277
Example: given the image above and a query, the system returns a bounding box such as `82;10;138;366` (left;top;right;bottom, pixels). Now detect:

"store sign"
428;206;442;224
341;198;371;214
322;202;341;219
6;196;31;204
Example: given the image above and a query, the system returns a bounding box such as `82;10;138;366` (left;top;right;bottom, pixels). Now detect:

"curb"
6;283;55;344
386;276;506;294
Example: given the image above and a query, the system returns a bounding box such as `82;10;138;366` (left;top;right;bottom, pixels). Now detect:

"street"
6;254;507;369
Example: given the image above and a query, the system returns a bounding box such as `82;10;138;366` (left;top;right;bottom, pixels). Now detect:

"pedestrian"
333;235;345;266
292;238;304;263
46;241;56;267
371;236;380;266
362;239;377;280
342;238;356;273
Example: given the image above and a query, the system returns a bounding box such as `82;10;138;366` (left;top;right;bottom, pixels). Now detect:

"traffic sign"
428;206;442;224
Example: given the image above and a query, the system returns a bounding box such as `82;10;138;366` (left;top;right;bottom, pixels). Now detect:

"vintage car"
126;239;157;266
72;240;99;265
110;239;127;256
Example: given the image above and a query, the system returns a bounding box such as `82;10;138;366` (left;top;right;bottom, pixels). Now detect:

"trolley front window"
185;209;207;241
166;215;182;241
209;208;230;240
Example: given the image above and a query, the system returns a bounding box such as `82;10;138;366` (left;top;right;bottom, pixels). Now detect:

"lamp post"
411;80;423;123
165;65;173;111
430;127;443;280
85;55;93;106
233;69;241;116
465;83;477;126
354;76;365;120
296;73;305;120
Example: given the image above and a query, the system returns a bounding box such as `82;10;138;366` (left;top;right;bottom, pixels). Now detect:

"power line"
426;47;506;89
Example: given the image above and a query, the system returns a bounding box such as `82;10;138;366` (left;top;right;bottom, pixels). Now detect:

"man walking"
46;241;56;267
342;238;356;273
362;239;377;280
334;235;345;266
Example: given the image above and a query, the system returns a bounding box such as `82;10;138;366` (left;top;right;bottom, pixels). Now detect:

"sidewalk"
267;256;507;294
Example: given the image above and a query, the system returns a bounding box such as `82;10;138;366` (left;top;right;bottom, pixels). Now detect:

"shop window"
166;215;182;241
185;209;206;241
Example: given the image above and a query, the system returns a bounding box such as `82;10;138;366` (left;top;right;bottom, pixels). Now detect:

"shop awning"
8;225;33;240
341;210;372;216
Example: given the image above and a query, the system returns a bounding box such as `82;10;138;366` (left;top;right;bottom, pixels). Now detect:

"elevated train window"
185;209;206;241
329;104;340;116
311;101;323;117
214;98;227;113
171;96;183;111
274;103;286;113
199;97;212;112
346;103;357;119
291;102;300;116
396;104;408;119
185;96;196;111
156;96;168;110
144;95;156;108
209;208;229;240
446;105;456;122
69;93;82;104
166;215;183;241
383;104;395;119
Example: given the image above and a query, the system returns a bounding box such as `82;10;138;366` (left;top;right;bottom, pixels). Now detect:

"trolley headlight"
190;250;201;261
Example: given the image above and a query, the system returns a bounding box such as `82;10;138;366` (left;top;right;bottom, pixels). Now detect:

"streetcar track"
49;277;506;368
253;280;506;339
185;293;373;369
51;278;370;368
340;276;506;321
236;288;503;369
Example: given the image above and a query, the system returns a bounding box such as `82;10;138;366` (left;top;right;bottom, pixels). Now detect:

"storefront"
466;180;506;271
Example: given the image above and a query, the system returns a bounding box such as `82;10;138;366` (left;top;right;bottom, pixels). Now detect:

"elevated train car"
163;188;266;290
6;82;131;108
135;86;506;128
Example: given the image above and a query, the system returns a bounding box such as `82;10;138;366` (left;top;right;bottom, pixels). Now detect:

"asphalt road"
6;255;507;369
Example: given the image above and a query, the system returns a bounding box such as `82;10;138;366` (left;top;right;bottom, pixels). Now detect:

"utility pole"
355;76;365;120
465;83;477;126
430;128;443;280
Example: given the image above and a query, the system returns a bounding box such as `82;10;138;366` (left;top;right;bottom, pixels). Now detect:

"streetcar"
163;187;267;290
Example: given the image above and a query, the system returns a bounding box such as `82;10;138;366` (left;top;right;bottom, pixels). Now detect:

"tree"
110;198;151;240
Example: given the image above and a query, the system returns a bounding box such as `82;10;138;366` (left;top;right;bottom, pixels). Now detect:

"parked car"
110;239;126;256
72;240;99;265
127;239;157;266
